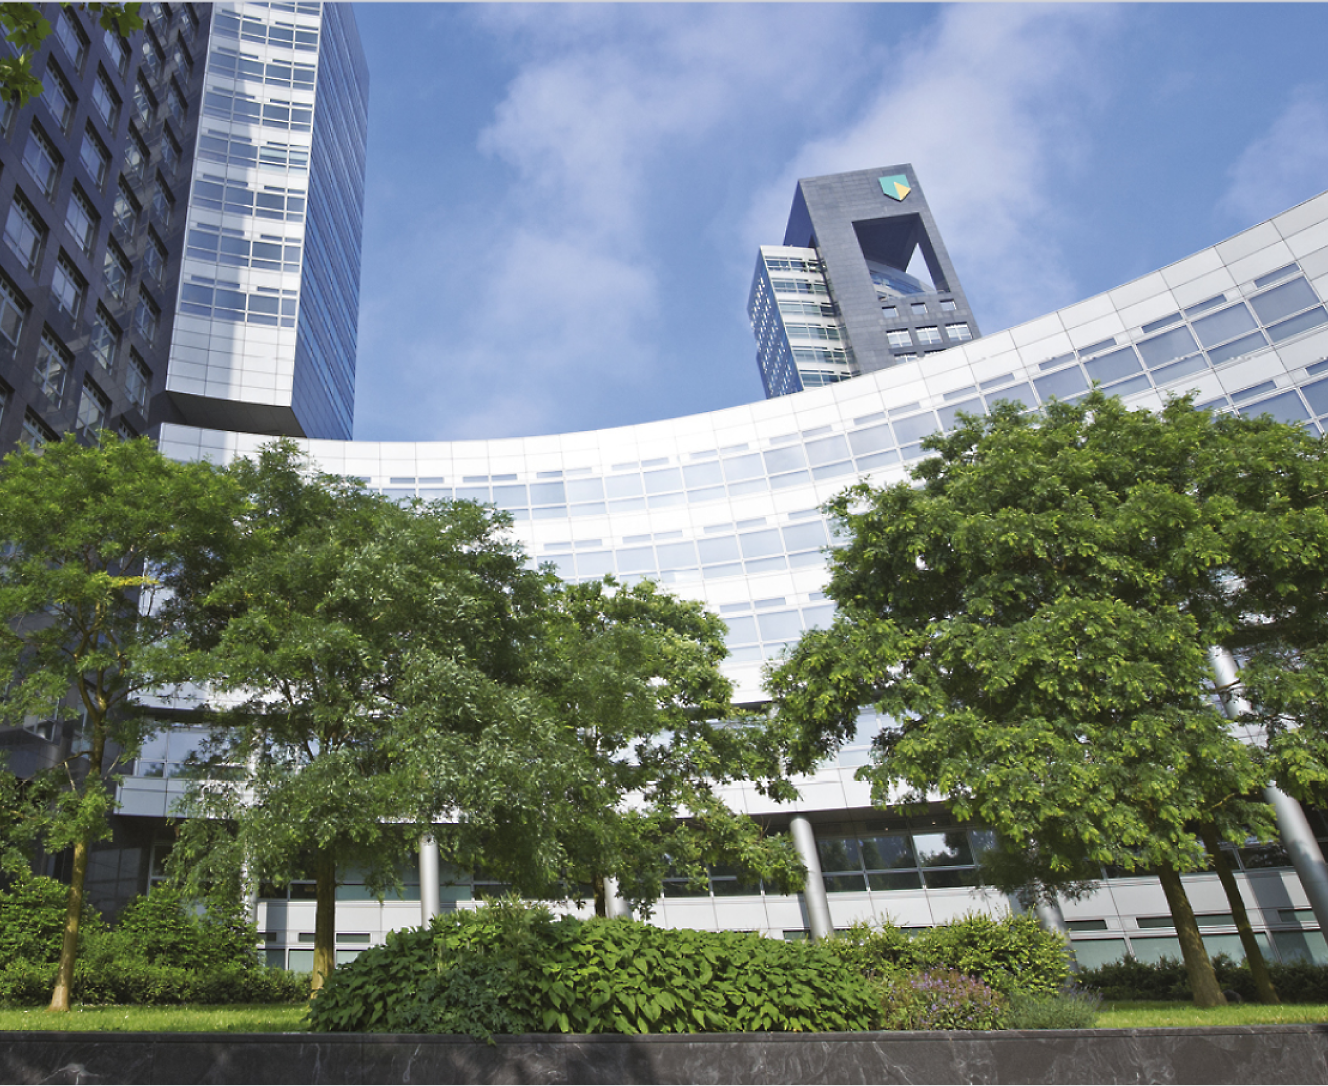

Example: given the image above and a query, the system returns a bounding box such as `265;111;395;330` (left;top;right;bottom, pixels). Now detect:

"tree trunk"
49;708;107;1013
592;873;606;918
1156;862;1227;1007
1199;822;1280;1004
311;848;337;993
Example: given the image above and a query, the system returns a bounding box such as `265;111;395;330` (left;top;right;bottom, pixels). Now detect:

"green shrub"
1079;953;1328;1004
829;912;1070;995
309;900;881;1038
878;970;1007;1030
0;875;104;965
1006;988;1101;1029
0;959;56;1004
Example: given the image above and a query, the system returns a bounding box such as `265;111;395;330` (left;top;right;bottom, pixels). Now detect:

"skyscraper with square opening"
749;165;979;397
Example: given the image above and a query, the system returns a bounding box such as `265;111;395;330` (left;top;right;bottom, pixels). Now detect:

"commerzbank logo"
879;175;912;201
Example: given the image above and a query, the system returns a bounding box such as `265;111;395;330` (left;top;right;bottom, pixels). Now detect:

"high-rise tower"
749;165;979;397
0;1;367;450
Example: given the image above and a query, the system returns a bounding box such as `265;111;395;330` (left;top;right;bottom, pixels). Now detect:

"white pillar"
790;814;833;941
419;833;440;925
603;876;631;919
1210;646;1328;935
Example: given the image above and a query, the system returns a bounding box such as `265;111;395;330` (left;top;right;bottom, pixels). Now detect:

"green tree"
0;435;242;1012
527;577;803;914
767;392;1285;1007
0;4;143;106
172;443;572;992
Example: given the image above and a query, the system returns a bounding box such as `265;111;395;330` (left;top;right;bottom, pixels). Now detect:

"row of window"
202;87;313;133
186;224;302;274
208;44;317;90
197;129;309;174
887;323;971;349
191;176;307;222
179;280;298;328
882;299;959;319
213;10;320;52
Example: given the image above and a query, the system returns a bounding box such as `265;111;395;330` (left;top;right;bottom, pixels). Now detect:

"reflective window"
21;411;53;449
65;186;98;255
124;126;150;183
113;180;140;234
103;240;130;298
946;322;973;342
143;229;167;283
80;126;110;187
167;81;187;127
34;330;71;399
1192;303;1258;348
103;28;131;77
23;127;60;197
92;69;120;130
1241;390;1309;425
140;28;164;79
910;302;928;315
4;196;44;272
940;299;958;312
1267;307;1328;344
0;279;26;347
893;412;941;444
697;536;739;564
1251;279;1319;325
1083;346;1141;385
1033;366;1088;402
161;129;180;175
916;326;942;346
723;452;764;482
90;304;120;370
55;10;88;71
1138;325;1200;368
125;350;150;412
739;529;783;559
886;329;911;348
51;253;84;318
76;377;111;438
133;289;160;345
151;176;174;225
42;62;76;133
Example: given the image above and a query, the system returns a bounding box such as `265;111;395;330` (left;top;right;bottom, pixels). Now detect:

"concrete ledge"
2;1025;1326;1085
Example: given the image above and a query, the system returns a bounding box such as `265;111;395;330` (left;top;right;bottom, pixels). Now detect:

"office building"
0;0;366;460
2;24;1326;972
749;166;979;398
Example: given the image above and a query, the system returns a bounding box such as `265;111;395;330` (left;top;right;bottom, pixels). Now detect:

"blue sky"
349;4;1328;444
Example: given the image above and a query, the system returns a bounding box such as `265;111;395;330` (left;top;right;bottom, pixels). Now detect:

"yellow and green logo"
879;175;911;201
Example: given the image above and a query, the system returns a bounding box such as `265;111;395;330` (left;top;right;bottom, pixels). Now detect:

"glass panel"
847;423;894;455
1239;391;1308;425
1268;307;1328;343
1138;326;1199;368
782;520;828;551
867;871;922;891
604;474;642;498
985;382;1033;408
722;616;758;645
529;481;565;504
763;445;806;473
913;831;973;868
1192;303;1257;348
1207;331;1267;365
921;868;980;889
893;413;940;444
615;546;654;573
1149;354;1208;386
697;536;739;564
817;837;860;872
861;835;915;870
823;874;867;893
723;453;764;482
738;529;783;559
1034;366;1088;401
1250;278;1318;326
1084;346;1142;384
655;541;696;569
757;610;802;642
683;461;722;487
565;477;603;502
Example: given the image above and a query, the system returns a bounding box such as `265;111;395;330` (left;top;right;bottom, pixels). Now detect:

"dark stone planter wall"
2;1026;1326;1085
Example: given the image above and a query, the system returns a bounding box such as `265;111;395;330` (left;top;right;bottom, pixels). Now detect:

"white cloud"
1220;84;1328;228
744;5;1122;335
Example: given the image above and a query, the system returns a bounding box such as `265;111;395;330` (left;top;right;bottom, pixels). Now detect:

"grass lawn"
0;1004;309;1032
1098;1001;1328;1029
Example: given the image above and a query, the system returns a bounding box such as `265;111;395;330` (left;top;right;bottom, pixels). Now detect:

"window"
167;81;187;126
151;176;174;225
143;229;166;283
946;322;973;342
134;78;157;128
80;126;110;187
90;304;120;370
103;240;129;298
171;38;193;82
64;186;98;255
160;128;180;175
0;278;27;348
0;95;12;137
41;63;76;133
4;196;45;273
180;5;197;41
940;299;958;312
125;350;150;412
113;179;140;233
51;253;85;318
140;27;165;79
22;127;60;198
103;28;130;77
916;326;943;346
124;125;150;182
133;288;160;345
55;10;88;71
76;377;111;438
910;301;928;316
35;330;71;399
886;330;912;348
21;411;53;450
92;69;120;130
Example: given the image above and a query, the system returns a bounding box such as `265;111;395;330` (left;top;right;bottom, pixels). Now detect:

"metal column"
603;876;631;919
419;833;441;925
790;814;833;941
1210;646;1328;936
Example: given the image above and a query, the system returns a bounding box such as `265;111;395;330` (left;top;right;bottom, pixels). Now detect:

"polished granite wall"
3;1026;1326;1084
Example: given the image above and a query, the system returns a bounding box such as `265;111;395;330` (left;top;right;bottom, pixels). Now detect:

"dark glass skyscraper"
0;1;367;449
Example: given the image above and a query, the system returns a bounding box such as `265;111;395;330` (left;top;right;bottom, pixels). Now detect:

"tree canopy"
0;435;241;1011
766;392;1317;1006
0;4;143;106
